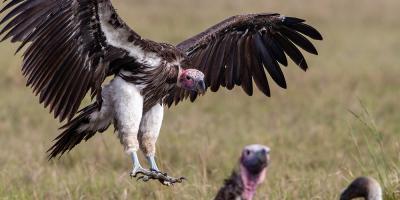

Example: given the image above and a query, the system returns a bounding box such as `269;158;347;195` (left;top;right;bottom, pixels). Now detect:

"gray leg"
147;156;159;172
129;151;148;178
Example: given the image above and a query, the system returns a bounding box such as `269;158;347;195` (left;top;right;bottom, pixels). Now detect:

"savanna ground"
0;0;399;199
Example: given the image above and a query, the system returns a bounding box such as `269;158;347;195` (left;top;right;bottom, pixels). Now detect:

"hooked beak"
196;79;206;94
243;148;269;174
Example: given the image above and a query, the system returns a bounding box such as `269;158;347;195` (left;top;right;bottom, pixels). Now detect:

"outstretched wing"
0;0;156;122
165;13;322;106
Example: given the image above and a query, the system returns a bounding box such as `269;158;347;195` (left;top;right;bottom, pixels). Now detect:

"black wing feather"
0;0;144;122
254;32;286;89
210;36;229;92
251;33;271;96
274;33;308;71
209;38;225;87
241;35;253;96
280;26;318;55
166;13;322;106
262;33;288;66
225;33;239;89
288;23;323;40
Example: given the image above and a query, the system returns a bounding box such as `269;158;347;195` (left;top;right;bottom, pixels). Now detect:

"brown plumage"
1;0;322;185
47;103;103;158
215;170;245;200
1;1;322;123
165;14;323;105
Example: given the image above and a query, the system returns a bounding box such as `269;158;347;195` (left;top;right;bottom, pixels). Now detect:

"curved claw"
136;175;144;181
150;169;167;177
130;169;186;186
162;181;172;186
156;173;186;186
130;167;151;181
142;176;150;182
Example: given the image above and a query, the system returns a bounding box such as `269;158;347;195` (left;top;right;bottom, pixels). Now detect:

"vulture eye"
186;76;192;80
245;149;251;156
261;149;267;155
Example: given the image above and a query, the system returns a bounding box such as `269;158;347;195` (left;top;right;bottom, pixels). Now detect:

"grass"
0;0;400;199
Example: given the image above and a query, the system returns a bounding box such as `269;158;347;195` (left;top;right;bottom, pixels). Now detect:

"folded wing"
165;13;322;106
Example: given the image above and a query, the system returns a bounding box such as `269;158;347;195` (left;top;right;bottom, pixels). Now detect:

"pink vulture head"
239;144;270;200
177;68;206;94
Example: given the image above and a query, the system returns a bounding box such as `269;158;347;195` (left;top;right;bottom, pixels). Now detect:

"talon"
132;172;140;178
130;167;186;185
162;181;171;186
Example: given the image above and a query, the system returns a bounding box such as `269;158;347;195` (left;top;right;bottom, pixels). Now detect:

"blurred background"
0;0;399;199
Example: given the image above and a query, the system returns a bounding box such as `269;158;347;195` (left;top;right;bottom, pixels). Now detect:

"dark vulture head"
239;144;270;200
214;144;270;200
177;68;206;94
340;176;382;200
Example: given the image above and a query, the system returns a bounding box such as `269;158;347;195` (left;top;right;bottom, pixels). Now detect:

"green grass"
0;0;400;199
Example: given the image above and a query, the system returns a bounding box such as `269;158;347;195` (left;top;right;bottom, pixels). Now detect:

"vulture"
214;144;270;200
214;146;382;200
0;0;322;184
340;176;383;200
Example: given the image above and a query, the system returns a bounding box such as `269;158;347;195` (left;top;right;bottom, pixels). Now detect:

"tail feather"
48;103;111;159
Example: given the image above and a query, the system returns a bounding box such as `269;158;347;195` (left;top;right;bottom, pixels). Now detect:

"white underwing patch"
98;4;162;68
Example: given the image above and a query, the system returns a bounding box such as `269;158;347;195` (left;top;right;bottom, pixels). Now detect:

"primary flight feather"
0;0;322;184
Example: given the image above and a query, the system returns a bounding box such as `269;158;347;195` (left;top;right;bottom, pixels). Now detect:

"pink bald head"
177;69;206;94
239;144;270;200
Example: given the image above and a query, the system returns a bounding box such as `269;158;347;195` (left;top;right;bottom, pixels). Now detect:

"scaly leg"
138;104;185;185
129;151;150;180
147;155;159;172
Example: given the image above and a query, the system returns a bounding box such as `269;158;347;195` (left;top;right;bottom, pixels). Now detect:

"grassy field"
1;0;400;199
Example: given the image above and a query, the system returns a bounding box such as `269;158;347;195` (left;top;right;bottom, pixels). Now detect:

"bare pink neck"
239;165;266;200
